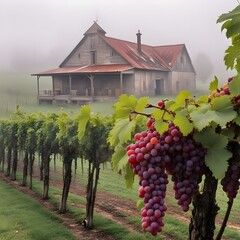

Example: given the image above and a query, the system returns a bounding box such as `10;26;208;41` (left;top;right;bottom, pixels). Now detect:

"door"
155;79;164;95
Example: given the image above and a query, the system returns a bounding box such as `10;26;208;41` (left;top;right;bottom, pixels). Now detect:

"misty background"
0;0;238;97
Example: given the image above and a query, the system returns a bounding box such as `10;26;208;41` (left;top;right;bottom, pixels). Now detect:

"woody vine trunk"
59;156;73;214
189;170;219;240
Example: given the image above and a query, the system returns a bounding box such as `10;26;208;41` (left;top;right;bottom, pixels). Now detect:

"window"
91;51;96;64
78;53;80;59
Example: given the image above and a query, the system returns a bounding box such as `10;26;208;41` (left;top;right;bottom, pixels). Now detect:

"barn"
32;22;196;104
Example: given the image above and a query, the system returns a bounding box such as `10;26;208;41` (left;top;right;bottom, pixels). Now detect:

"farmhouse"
32;22;196;104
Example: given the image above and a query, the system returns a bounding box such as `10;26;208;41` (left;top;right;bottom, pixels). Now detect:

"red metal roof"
100;35;184;70
32;64;133;76
153;45;184;67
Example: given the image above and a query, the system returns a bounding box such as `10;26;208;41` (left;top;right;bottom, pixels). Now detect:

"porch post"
37;76;40;96
90;74;94;103
69;75;72;92
120;72;123;94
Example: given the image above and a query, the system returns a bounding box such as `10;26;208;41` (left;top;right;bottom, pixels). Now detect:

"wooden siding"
171;71;196;94
172;47;195;73
61;35;128;67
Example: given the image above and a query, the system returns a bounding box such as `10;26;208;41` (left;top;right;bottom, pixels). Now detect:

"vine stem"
215;199;233;240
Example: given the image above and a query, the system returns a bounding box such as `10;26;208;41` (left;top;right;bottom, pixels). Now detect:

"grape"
157;101;164;108
221;160;240;200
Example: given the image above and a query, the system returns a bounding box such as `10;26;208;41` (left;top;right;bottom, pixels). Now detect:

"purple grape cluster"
126;120;206;235
164;124;205;212
127;129;168;236
221;161;240;201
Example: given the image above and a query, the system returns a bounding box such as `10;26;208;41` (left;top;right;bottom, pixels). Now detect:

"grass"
0;179;77;240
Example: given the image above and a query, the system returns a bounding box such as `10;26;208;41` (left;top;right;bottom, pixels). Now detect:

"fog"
0;0;238;86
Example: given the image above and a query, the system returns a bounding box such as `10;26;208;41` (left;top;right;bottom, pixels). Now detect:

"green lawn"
0;179;77;240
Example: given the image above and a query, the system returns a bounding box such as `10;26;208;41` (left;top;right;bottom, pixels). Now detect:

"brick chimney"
136;30;142;52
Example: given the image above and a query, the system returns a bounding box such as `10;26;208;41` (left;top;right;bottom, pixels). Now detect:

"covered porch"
32;65;134;104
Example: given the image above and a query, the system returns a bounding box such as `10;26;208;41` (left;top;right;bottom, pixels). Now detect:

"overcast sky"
0;0;238;83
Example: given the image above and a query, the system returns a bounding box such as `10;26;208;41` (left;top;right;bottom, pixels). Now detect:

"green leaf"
224;43;240;70
175;90;192;105
205;148;231;179
194;127;231;179
152;109;164;119
209;76;218;92
234;115;240;126
194;127;228;149
111;145;128;172
124;163;135;189
211;95;237;126
108;119;136;146
77;105;91;140
217;5;240;23
169;90;192;111
195;95;209;105
173;111;193;136
229;75;240;95
154;119;169;134
226;21;240;38
190;96;237;130
190;104;212;130
135;97;149;112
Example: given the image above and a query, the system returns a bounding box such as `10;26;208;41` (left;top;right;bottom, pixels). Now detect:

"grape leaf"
205;148;231;179
194;127;231;179
194;127;229;149
108;119;136;146
152;109;164;119
211;95;237;126
169;90;192;111
175;90;192;105
217;5;240;23
154;118;169;134
173;111;193;136
224;44;240;70
189;104;212;130
111;145;128;172
77;105;91;141
190;96;237;130
124;163;135;189
229;75;240;95
234;115;240;126
209;76;218;92
195;95;209;105
135;97;149;112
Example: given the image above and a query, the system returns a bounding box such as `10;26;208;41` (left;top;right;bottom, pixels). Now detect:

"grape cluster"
221;160;240;201
127;128;168;236
126;120;206;235
164;124;205;212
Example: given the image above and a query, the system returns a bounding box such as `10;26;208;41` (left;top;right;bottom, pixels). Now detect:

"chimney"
136;30;142;52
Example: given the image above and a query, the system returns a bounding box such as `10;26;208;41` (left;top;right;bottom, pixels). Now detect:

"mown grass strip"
0;179;77;240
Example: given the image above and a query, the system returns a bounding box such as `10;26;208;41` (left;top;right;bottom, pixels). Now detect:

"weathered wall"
62;34;128;67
